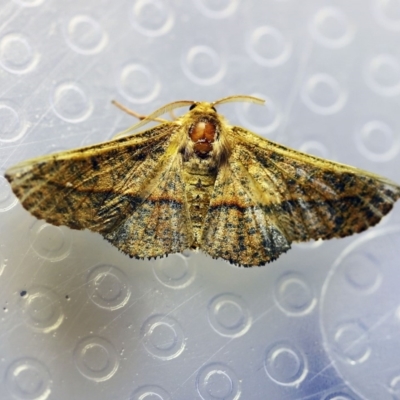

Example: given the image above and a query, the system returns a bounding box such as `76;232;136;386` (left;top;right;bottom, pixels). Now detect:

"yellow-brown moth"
5;95;400;266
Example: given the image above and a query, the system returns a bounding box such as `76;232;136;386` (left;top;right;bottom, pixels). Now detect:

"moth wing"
200;160;291;267
206;125;400;266
6;123;192;258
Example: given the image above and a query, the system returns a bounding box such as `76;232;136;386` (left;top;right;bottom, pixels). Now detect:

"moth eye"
189;103;197;111
211;106;217;112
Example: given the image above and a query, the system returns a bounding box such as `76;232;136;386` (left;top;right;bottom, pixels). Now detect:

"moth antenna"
212;95;265;107
111;100;168;123
114;100;195;138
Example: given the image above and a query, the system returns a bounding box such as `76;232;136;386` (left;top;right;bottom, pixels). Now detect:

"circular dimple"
395;305;400;321
294;238;324;250
0;102;27;143
355;120;400;162
309;7;354;48
19;286;64;333
181;45;226;86
389;374;400;399
12;0;45;6
153;254;195;289
194;0;239;19
321;228;400;398
74;336;119;382
365;54;400;96
333;322;371;364
0;250;6;276
29;221;71;262
322;393;356;400
5;358;51;400
141;315;185;360
196;363;241;400
264;342;308;387
130;0;174;37
374;0;400;31
86;264;131;310
117;62;160;104
50;81;93;123
64;15;108;55
0;174;18;212
247;26;291;67
236;94;281;136
0;33;39;74
130;385;171;400
208;293;251;338
299;140;330;159
13;0;45;6
342;253;382;293
274;272;317;316
301;73;347;115
0;104;19;141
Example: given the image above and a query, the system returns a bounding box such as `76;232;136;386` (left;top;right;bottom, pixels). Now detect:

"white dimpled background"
0;1;400;399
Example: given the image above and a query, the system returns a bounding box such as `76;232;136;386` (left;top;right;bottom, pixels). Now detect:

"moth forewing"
232;125;397;183
230;127;400;243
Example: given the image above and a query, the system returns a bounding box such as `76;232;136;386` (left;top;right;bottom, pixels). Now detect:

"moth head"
183;103;224;160
188;102;217;114
181;96;264;162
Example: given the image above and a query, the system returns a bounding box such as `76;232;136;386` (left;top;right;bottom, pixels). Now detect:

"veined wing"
231;126;400;244
6;123;192;258
201;126;400;267
200;159;291;267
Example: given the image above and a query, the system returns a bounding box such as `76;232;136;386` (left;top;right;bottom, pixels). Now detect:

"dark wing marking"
102;155;191;258
200;161;290;267
231;126;400;246
6;123;191;258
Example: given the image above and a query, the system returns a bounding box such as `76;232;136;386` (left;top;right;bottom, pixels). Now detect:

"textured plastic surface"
1;1;400;399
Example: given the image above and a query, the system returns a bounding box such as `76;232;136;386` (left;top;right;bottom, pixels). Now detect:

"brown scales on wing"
4;96;400;267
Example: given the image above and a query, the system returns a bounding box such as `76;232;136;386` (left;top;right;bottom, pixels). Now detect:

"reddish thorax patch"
190;121;216;156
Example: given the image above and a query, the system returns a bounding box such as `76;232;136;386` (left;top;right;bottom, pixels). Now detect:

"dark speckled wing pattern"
201;159;291;267
201;126;400;266
6;123;192;259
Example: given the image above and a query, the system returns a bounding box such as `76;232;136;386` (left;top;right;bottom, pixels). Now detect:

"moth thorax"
189;120;216;157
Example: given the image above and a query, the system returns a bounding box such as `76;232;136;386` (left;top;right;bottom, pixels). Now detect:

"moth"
5;95;400;267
